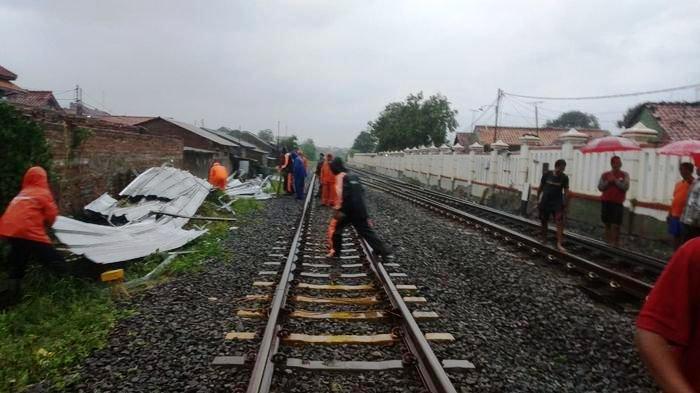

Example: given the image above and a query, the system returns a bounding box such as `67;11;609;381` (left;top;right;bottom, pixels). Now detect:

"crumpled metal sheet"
120;166;212;200
225;176;272;199
53;216;206;264
58;167;213;264
85;167;212;223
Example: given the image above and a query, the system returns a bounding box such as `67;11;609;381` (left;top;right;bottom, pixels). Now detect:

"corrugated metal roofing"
59;167;213;264
53;216;206;264
120;166;211;199
165;119;237;147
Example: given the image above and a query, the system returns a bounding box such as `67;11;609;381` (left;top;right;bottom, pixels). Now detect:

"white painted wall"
349;143;687;221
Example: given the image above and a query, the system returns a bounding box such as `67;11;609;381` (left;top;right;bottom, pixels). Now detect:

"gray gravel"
68;197;302;392
364;187;656;392
65;182;657;392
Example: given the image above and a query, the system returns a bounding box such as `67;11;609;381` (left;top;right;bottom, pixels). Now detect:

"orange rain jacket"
0;167;58;244
320;156;337;206
208;163;229;190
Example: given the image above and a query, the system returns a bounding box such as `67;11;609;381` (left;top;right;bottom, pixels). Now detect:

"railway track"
351;166;662;300
214;175;471;393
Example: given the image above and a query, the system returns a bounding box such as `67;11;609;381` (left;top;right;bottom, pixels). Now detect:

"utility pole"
493;88;503;143
75;85;83;116
277;120;280;150
531;101;544;137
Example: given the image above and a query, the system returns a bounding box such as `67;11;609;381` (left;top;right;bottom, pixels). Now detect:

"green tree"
299;138;317;159
351;131;377;153
545;110;600;129
257;129;275;144
0;102;52;210
279;135;298;152
617;103;646;128
368;92;458;151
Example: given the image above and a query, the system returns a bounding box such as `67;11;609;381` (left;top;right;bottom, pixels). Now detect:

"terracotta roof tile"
455;125;609;147
0;79;24;92
0;65;17;81
647;102;700;143
100;116;156;126
5;90;61;110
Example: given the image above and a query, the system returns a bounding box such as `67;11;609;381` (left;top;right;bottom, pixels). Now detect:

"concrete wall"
350;142;681;240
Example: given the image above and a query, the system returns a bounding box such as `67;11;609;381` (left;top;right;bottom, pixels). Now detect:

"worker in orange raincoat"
320;153;337;206
0;166;65;308
208;161;228;190
277;149;294;194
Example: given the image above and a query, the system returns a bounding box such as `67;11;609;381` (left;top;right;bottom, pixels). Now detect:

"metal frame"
246;174;316;393
361;177;653;298
358;232;457;393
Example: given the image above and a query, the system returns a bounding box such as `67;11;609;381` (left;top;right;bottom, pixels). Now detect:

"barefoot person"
536;159;569;252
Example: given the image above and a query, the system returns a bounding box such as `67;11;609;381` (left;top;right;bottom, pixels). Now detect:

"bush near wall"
0;102;52;211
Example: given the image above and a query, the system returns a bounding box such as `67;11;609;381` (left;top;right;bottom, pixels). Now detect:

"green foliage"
0;102;52;210
70;126;93;151
617;103;646;128
351;131;377;153
299;138;317;159
545;110;600;129
257;129;275;144
0;270;123;391
368;92;459;151
279;135;299;152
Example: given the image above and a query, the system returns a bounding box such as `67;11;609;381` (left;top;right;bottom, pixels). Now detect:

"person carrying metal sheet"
208;160;228;190
326;157;391;258
320;153;336;206
0;166;65;308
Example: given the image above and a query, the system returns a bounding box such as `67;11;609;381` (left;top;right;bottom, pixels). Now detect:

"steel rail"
353;167;666;274
362;179;653;298
245;174;317;393
357;233;457;393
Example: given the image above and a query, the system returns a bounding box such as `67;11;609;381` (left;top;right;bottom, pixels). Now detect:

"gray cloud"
1;0;699;146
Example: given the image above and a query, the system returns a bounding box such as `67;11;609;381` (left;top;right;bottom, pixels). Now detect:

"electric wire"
504;82;700;101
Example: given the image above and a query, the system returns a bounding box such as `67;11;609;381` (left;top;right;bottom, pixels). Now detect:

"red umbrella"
657;140;700;156
579;136;641;154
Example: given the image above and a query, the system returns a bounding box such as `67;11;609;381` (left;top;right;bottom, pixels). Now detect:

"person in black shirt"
326;157;391;258
536;159;570;252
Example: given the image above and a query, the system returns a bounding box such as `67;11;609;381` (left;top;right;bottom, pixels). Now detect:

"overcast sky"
2;0;699;147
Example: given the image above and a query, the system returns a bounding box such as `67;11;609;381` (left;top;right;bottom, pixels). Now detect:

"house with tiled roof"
5;90;62;111
0;65;62;111
454;125;609;151
621;102;700;143
100;115;156;126
0;65;23;95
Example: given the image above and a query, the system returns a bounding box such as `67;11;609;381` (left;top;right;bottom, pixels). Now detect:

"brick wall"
19;107;184;214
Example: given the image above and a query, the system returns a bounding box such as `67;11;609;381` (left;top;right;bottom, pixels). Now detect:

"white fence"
349;143;686;221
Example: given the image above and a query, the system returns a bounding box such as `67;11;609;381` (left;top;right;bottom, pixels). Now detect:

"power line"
504;82;700;100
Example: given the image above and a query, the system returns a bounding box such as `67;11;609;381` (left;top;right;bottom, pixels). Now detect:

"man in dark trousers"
597;156;630;246
315;153;325;199
536;159;569;252
326;157;391;258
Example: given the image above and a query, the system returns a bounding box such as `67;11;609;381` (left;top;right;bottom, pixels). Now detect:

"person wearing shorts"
598;156;629;247
536;159;569;252
669;162;694;249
